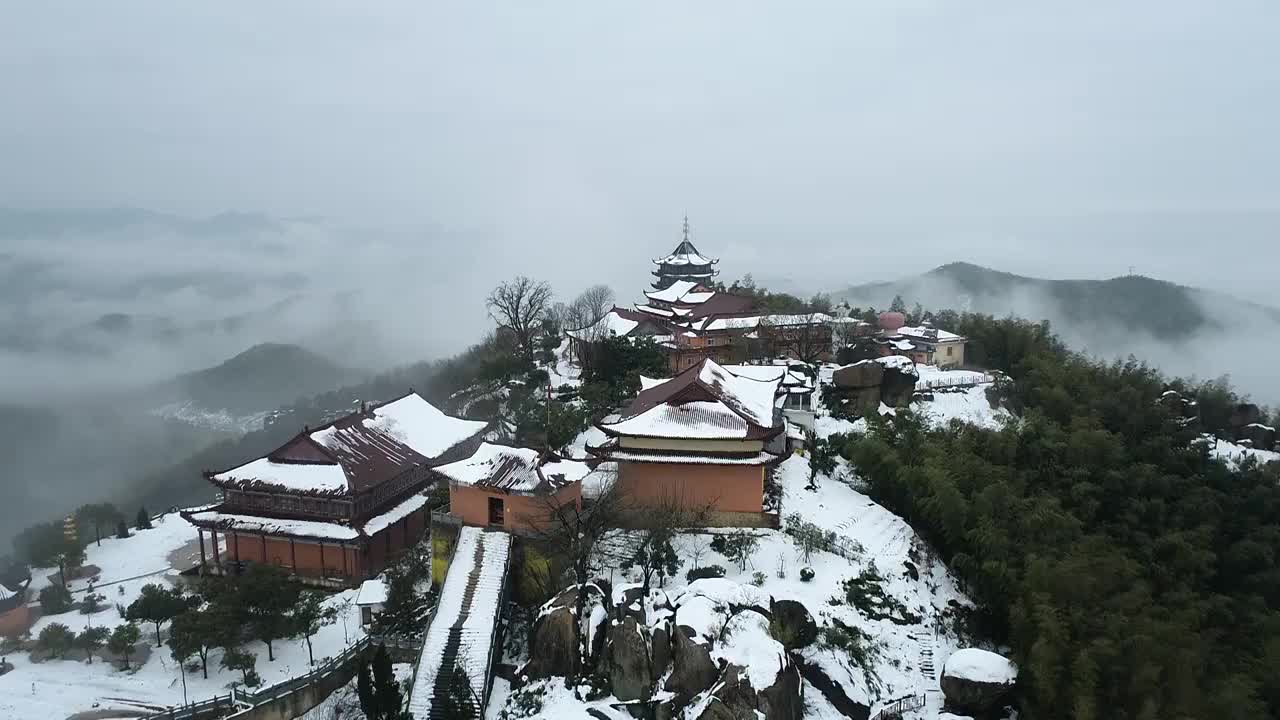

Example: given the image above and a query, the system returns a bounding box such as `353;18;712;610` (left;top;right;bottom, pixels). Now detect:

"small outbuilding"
355;578;389;626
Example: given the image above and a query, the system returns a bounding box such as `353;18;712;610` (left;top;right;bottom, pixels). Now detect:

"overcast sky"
2;1;1278;297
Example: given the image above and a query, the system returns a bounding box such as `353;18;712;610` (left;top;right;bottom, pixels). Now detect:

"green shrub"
686;565;726;582
800;567;816;582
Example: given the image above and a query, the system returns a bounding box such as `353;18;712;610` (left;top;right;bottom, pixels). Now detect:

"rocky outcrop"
1240;423;1276;451
769;599;817;650
940;648;1017;714
668;625;718;703
523;589;580;679
605;616;652;701
830;358;919;414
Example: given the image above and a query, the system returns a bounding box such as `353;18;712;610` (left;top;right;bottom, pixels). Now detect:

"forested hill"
835;261;1280;341
842;313;1280;718
153;342;360;416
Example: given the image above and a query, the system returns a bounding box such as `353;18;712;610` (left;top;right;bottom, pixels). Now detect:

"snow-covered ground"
1209;437;1280;468
1;511;364;720
150;402;269;434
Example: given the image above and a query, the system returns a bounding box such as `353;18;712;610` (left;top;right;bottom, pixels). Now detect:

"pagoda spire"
682;214;690;242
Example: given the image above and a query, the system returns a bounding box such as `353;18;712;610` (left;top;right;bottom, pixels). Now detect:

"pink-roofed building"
588;358;786;526
181;391;488;587
434;443;590;533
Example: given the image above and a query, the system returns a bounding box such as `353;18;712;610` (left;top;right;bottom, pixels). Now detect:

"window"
488;497;505;526
946;346;954;356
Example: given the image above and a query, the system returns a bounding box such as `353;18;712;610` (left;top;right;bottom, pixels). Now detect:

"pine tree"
135;507;153;530
115;520;130;539
240;564;300;661
37;623;75;659
107;623;140;669
889;294;907;314
75;626;108;663
357;658;376;717
126;584;190;647
220;647;258;686
169;608;218;679
372;644;404;720
291;590;338;666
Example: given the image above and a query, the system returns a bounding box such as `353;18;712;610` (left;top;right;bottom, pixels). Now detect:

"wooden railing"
869;693;925;720
918;373;995;390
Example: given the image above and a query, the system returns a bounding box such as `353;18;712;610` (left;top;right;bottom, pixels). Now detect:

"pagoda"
651;216;720;289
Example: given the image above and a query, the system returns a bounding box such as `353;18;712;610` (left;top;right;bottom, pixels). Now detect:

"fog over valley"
2;2;1279;549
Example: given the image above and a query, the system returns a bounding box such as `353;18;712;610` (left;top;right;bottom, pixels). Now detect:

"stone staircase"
425;537;486;719
406;527;511;720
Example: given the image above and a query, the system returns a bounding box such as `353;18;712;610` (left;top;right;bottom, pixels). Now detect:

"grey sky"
2;1;1278;297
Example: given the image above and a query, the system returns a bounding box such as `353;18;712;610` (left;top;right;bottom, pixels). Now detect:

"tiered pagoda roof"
651;217;720;289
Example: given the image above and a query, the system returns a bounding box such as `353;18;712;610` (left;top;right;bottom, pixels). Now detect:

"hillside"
153;342;360;422
835;261;1280;341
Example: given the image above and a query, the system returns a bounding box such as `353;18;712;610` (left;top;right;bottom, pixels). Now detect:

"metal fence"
869;693;926;720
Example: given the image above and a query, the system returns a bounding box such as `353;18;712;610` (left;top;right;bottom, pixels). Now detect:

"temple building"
182;391;488;587
589;358;786;525
0;577;31;638
434;443;590;533
651;217;720;289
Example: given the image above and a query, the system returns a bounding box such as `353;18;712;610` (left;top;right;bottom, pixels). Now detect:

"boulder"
1240;423;1277;452
940;648;1017;714
651;621;672;683
769;599;817;650
524;599;579;679
880;365;918;408
1230;403;1263;430
605;616;652;702
696;699;738;720
833;360;884;390
668;625;718;704
844;386;883;415
709;662;804;720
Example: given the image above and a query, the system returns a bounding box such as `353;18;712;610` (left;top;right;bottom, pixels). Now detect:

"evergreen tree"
115;520;129;539
889;294;907;314
75;625;108;663
220;647;259;686
37;623;75;659
107;623;140;669
169;607;219;678
372;644;404;719
75;503;123;547
135;507;152;530
436;663;477;720
126;584;191;647
357;657;376;718
39;584;72;614
291;590;338;666
240;564;300;661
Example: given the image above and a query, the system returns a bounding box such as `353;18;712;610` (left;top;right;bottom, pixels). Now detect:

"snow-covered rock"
941;648;1017;713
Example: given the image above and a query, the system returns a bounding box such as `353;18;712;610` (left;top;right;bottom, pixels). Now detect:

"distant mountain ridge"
835;262;1280;340
155;342;361;417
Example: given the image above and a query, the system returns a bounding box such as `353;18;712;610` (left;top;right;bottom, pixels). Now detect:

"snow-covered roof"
602;359;782;442
566;310;641;340
436;443;591;494
211;392;486;496
653;239;717;267
183;508;360;541
897;325;963;342
356;578;388;606
639;375;670;391
364;393;489;460
643;279;701;303
697;315;762;332
0;582;18;602
605;401;751;439
212;457;349;494
591;445;780;465
697;361;779;427
362;492;430;536
634;304;674;318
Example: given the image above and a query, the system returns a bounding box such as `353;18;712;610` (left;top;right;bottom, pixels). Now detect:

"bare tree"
763;311;833;364
524;472;628;679
622;492;713;595
487;276;553;359
573;284;615;327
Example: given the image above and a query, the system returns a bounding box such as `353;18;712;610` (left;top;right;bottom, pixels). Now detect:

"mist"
2;1;1280;549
